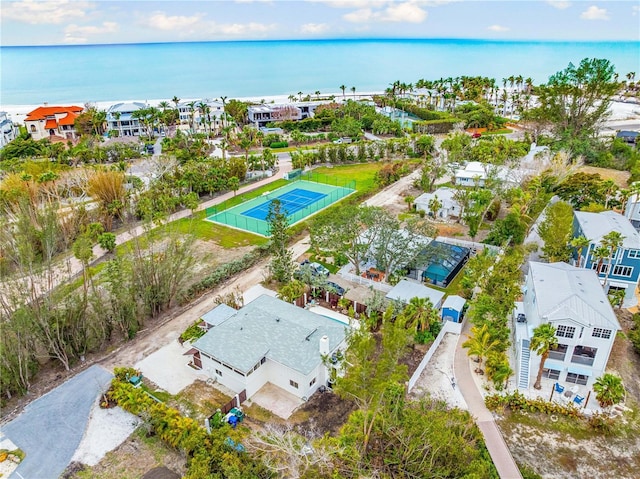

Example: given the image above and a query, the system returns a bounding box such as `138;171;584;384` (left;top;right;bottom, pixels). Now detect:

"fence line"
435;236;500;255
338;270;393;292
407;320;462;393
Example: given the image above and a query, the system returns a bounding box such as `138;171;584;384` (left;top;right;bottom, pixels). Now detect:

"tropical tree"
267;199;295;283
428;196;442;218
401;297;439;333
537;200;574;262
351;86;356;99
593;373;625;408
600;230;625;287
571;235;591;268
462;323;500;374
404;194;415;211
340;84;346;99
530;323;558;389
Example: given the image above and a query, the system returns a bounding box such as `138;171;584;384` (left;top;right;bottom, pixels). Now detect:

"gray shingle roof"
193;295;347;375
201;304;236;327
574;210;640;249
528;262;620;330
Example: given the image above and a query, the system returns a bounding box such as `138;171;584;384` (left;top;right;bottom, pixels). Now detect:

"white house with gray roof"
190;295;348;400
515;262;620;392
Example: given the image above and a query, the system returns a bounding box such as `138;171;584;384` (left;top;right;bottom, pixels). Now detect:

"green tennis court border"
205;175;356;236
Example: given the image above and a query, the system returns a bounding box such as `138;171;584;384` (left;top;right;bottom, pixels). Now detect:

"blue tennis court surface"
242;188;327;220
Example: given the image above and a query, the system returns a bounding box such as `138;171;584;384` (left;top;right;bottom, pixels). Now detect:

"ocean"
1;39;639;106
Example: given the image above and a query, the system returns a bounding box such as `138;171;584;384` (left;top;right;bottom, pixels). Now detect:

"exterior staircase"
518;339;530;389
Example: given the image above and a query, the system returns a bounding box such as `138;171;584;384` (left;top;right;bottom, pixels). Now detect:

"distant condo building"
24;105;83;141
0;111;19;149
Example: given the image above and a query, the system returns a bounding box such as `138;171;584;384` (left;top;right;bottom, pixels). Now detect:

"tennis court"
206;177;355;236
242;188;328;221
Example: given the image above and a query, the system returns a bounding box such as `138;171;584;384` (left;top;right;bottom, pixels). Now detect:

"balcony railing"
570;355;595;366
548;351;566;361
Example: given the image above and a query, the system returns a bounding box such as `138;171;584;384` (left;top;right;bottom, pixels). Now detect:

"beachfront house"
24;105;83;141
177;99;225;133
247;101;323;128
572;210;640;307
414;187;461;220
0;112;19;149
454;161;511;187
624;192;640;231
187;295;348;400
106;102;146;136
515;262;620;391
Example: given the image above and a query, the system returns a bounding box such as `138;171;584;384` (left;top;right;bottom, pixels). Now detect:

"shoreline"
2;93;639;125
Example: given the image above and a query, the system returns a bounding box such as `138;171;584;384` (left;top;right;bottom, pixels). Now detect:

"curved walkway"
454;319;523;479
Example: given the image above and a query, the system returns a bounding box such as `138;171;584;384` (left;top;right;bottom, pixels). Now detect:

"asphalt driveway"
2;365;113;479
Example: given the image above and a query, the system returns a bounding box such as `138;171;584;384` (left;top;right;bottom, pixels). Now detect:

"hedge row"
485;391;582;418
412;119;463;134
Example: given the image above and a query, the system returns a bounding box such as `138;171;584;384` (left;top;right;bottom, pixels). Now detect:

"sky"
1;0;639;46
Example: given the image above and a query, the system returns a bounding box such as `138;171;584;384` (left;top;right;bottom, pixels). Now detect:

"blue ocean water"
1;39;639;105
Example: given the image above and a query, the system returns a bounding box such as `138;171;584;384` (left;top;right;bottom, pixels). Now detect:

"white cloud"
343;2;427;23
65;21;118;36
547;1;571;9
140;11;276;37
309;0;387;8
144;11;205;31
632;5;639;16
2;0;94;25
300;23;331;34
487;24;510;32
580;5;609;20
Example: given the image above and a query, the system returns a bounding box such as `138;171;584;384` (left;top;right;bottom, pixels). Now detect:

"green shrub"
269;141;289;148
180;320;206;343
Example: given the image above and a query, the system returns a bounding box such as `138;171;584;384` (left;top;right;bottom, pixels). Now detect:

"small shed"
385;279;445;309
201;303;237;329
616;130;639;144
441;295;466;323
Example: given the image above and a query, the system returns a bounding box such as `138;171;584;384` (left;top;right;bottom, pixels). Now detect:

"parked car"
310;262;330;277
471;132;482;139
516;313;527;323
294;261;330;279
324;281;345;296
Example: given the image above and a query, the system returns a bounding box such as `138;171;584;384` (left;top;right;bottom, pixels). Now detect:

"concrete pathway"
454;319;523;479
2;365;113;479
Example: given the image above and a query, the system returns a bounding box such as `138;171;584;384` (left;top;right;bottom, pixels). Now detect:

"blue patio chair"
554;382;564;393
573;394;585;406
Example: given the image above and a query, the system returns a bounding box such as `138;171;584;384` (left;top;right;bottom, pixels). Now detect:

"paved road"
454;319;523;479
2;365;113;479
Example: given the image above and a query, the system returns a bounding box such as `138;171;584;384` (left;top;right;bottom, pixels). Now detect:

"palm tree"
187;101;197;133
315;90;321;100
351;86;356;99
171;96;180;109
530;323;558;390
570;235;591;268
462;324;500;374
592;245;610;275
593;373;625;408
404;194;415;211
340;84;346;99
113;111;122;137
401;297;438;333
601;231;625;288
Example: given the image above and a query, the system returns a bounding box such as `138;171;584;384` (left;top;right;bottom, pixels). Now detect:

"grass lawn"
312;162;388;194
481;128;513;136
168;212;268;248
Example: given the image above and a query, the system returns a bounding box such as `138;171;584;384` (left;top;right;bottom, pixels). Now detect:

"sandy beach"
2;93;638;128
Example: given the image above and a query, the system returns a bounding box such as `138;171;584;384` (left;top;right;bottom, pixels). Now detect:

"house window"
309;377;316;387
556;325;575;339
548;343;568;361
592;328;612;339
261;357;266;365
591;263;610;275
215;369;222;377
30;125;36;132
290;380;299;389
566;373;588;385
542;368;560;380
628;250;640;259
612;265;633;278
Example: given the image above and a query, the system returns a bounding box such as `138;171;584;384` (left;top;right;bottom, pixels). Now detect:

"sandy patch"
410;332;468;410
71;404;140;467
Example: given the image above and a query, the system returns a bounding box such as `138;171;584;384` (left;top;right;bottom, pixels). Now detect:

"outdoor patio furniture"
573;395;585;406
554;382;564;394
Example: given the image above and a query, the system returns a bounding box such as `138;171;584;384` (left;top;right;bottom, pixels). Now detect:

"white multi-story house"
106;102;146;136
188;295;348;400
24;105;83;141
515;262;620;392
177;99;225;132
0;112;19;148
247;101;323;127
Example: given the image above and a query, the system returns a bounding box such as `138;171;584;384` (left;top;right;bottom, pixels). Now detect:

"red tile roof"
25;105;83;122
44;119;57;129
